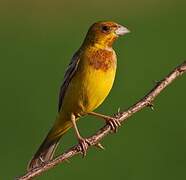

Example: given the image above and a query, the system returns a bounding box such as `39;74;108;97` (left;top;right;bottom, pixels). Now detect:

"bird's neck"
93;43;113;51
82;35;116;50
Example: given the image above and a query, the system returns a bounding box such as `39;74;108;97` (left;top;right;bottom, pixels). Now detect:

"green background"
0;0;186;179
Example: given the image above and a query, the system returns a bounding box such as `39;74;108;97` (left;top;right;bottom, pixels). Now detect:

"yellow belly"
60;61;116;117
79;63;116;113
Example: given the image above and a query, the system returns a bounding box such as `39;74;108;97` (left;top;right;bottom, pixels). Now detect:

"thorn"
153;80;160;86
64;159;70;163
148;102;154;111
114;107;121;118
95;143;105;150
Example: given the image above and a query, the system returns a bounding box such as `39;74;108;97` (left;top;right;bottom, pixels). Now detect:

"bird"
28;21;130;170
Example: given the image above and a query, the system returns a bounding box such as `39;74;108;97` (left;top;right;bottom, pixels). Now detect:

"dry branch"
17;61;186;180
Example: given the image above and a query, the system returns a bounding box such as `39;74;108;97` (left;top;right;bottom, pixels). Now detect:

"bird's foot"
106;117;121;133
39;156;45;164
78;137;91;157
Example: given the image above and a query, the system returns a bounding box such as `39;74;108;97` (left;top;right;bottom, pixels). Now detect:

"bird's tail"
27;117;72;171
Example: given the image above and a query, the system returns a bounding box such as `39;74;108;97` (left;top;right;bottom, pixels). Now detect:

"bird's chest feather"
82;48;117;86
87;48;116;72
76;48;117;112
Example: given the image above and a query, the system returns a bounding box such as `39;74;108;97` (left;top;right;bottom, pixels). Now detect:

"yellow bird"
28;21;130;170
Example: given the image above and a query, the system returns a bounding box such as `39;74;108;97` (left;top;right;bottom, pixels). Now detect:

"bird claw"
39;156;45;164
78;138;91;157
106;117;121;133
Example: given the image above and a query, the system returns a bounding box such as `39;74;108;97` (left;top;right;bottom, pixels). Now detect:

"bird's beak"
115;25;130;36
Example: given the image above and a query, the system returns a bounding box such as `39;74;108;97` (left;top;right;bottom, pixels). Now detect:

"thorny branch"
17;61;186;180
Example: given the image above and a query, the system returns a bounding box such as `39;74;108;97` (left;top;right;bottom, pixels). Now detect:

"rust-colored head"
83;21;130;48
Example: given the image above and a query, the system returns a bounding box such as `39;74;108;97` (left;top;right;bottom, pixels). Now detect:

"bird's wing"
58;51;80;112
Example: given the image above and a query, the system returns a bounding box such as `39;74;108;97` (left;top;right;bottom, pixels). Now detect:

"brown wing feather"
58;51;80;112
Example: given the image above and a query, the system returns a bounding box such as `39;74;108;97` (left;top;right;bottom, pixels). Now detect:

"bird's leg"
71;114;90;157
88;112;121;132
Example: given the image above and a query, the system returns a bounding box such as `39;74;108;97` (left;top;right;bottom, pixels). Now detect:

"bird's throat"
87;48;116;72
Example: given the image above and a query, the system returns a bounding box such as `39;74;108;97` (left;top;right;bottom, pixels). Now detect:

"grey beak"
115;25;130;36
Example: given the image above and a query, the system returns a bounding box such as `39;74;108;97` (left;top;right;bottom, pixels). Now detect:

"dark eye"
102;25;110;32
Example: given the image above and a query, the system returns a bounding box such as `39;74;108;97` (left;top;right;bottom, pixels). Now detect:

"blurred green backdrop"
0;0;186;179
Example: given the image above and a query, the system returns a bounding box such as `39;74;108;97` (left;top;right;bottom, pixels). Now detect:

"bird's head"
83;21;130;48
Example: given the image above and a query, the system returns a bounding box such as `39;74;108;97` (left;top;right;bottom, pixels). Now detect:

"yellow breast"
61;47;117;116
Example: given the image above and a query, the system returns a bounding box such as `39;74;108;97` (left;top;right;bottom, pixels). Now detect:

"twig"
17;61;186;180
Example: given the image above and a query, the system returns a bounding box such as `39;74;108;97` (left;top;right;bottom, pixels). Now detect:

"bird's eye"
102;25;110;32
